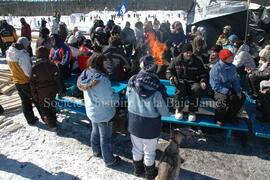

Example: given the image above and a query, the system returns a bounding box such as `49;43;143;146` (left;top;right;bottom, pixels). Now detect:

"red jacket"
21;23;31;40
77;46;94;71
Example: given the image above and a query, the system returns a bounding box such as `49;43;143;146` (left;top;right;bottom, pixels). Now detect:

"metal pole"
244;0;251;43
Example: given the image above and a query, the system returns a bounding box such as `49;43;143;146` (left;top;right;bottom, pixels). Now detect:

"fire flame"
147;33;167;65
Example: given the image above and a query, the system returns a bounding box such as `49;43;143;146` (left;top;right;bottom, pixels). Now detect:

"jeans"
90;121;116;166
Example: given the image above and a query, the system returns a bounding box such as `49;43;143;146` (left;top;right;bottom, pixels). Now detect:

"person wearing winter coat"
77;53;121;167
208;45;222;69
6;37;42;125
134;21;144;46
216;25;231;46
49;34;72;79
77;39;94;71
0;19;18;56
120;21;136;58
36;28;52;50
210;49;245;126
50;19;58;35
20;18;33;56
103;36;131;81
127;55;169;180
233;42;256;69
58;22;68;41
166;44;208;122
256;80;270;123
246;45;270;99
223;34;238;54
30;46;65;130
66;35;80;73
39;19;48;37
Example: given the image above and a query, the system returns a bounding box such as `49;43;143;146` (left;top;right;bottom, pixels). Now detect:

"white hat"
67;35;77;44
75;31;84;38
259;45;270;61
17;37;29;50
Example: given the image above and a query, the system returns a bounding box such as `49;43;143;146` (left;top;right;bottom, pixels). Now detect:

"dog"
156;129;185;180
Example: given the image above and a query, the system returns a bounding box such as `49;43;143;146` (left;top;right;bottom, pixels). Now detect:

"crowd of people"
1;16;270;180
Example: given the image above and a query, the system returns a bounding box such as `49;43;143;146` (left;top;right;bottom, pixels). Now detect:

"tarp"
188;0;249;25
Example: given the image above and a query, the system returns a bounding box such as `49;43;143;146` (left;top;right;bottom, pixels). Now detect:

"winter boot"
144;163;157;180
133;159;145;176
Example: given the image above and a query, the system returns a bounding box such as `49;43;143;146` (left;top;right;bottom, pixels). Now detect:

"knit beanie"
228;34;238;41
219;49;233;61
182;43;193;52
67;35;77;44
139;55;157;72
259;45;270;61
75;31;84;38
36;46;50;59
17;37;29;50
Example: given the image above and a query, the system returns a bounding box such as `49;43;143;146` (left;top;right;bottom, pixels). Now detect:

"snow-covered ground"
1;9;270;180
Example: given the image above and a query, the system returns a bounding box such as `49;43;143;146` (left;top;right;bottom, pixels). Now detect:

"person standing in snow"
127;55;169;180
20;18;33;57
77;53;121;167
30;46;65;130
6;37;42;125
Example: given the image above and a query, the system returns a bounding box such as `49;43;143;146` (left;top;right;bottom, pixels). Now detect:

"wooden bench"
56;77;252;139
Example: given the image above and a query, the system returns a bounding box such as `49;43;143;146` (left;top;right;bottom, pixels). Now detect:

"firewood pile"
0;70;15;95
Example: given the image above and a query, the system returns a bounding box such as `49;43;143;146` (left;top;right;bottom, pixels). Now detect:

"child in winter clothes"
210;49;245;126
77;53;121;167
166;43;208;122
126;55;170;180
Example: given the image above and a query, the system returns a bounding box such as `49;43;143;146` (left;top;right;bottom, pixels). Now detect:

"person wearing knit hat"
67;35;80;73
246;45;270;99
216;25;231;46
139;55;157;72
17;37;30;50
30;46;65;130
223;34;238;53
127;55;169;178
74;31;85;47
210;48;245;126
167;43;208;122
208;45;222;68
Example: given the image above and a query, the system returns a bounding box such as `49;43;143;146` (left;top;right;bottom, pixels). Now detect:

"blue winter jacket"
126;71;170;139
77;69;119;123
209;60;241;94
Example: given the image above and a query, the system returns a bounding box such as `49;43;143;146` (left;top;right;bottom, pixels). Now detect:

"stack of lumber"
0;116;23;135
0;95;21;114
0;70;15;94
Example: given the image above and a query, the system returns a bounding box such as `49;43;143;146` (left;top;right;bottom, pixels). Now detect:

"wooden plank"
3;104;21;114
0;97;20;105
0;72;12;77
0;77;11;82
0;119;13;129
0;123;23;134
0;84;15;94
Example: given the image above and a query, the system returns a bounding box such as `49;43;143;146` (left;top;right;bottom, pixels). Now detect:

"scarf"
128;70;167;101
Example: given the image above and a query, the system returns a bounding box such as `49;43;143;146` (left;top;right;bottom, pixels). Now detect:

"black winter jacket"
166;54;208;84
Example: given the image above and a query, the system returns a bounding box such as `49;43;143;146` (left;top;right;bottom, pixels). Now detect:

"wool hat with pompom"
259;45;270;61
219;49;233;61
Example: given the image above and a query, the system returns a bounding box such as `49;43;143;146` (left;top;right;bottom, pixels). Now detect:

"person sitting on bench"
166;43;208;122
210;49;246;126
256;80;270;123
246;45;270;99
